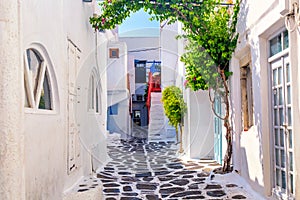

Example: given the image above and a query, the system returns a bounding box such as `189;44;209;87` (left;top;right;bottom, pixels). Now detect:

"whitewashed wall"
19;0;111;198
163;22;216;159
232;0;300;198
161;22;180;88
183;90;214;159
107;41;128;91
107;41;131;137
0;1;25;199
119;37;160;62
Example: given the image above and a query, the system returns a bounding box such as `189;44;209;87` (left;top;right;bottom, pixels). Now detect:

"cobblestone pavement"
74;129;258;200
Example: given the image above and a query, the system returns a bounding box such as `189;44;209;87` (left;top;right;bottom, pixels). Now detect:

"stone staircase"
148;92;165;141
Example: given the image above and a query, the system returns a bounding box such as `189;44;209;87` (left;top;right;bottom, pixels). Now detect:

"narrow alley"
72;128;260;200
2;1;300;199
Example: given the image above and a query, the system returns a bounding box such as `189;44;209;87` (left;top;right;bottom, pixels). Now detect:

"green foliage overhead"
90;0;241;171
90;0;240;92
161;86;187;130
181;0;239;91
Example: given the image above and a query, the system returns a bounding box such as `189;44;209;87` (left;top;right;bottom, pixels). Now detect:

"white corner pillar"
0;1;25;199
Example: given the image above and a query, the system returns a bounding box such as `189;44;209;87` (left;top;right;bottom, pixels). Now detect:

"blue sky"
119;9;160;37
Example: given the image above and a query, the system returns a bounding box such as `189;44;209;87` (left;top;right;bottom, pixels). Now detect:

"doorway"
269;30;294;199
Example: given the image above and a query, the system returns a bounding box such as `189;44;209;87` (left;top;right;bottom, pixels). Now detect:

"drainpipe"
0;0;25;199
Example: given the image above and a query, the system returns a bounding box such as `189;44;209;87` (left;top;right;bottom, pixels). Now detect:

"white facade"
0;0;113;199
119;36;160;94
161;22;215;159
183;90;215;159
107;41;131;137
231;0;300;199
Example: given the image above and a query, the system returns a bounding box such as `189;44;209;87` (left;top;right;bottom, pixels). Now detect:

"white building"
160;22;215;159
106;41;131;138
120;30;161;130
231;0;300;199
0;0;114;199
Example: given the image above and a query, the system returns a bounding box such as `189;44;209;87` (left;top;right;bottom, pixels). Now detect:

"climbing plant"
181;0;240;172
90;0;240;172
161;86;187;153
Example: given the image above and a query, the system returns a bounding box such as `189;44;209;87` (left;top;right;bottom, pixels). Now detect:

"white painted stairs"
148;92;176;142
148;92;165;141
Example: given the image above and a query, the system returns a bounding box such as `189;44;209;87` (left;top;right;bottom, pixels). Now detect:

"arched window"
88;72;101;114
24;48;53;110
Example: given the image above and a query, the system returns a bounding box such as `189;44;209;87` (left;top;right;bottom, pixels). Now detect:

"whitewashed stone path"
72;132;262;200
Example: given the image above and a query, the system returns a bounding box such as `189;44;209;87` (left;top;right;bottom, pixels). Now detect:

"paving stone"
143;177;154;182
204;184;222;189
101;170;116;175
106;193;120;196
158;175;178;182
105;198;117;200
123;186;132;192
188;183;199;189
122;192;139;196
150;164;164;168
146;194;159;200
167;164;183;169
77;188;89;192
182;196;205;199
136;183;157;190
104;167;115;171
121;176;140;182
170;179;190;186
154;170;171;176
136;164;148;168
206;190;226;197
101;179;115;183
197;172;210;177
97;174;116;180
192;178;206;182
103;183;120;187
120;197;142;200
182;175;194;178
135;172;152;177
232;194;247;199
103;188;120;193
118;171;132;175
174;170;197;175
169;190;202;198
99;136;251;200
160;183;173;188
120;182;131;185
79;184;87;187
159;187;185;195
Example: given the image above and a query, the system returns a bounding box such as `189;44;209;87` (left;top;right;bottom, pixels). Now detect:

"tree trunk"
179;124;184;153
175;126;179;144
219;69;233;172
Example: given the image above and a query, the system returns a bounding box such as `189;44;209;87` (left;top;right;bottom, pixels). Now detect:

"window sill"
25;107;57;115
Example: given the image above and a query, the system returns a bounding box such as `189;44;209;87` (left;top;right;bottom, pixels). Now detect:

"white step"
148;92;172;142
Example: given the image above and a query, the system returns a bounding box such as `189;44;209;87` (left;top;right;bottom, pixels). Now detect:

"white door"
67;41;81;174
270;54;294;199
